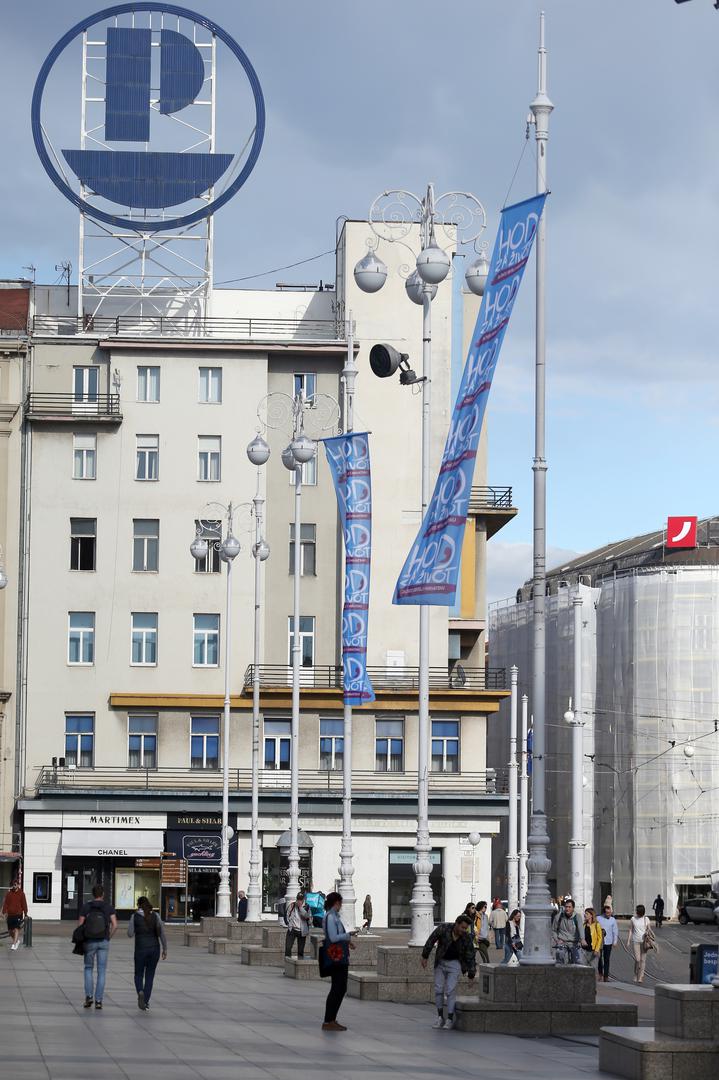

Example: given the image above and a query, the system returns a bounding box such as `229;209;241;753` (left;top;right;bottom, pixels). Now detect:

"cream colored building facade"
10;223;514;924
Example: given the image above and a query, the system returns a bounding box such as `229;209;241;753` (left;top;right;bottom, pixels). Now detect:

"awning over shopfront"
61;830;164;858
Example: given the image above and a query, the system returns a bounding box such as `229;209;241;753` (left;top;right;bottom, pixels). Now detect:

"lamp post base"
519;811;555;965
409;847;435;947
338;838;357;932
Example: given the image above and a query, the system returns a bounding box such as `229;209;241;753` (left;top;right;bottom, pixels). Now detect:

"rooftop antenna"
55;261;72;307
22;265;36;285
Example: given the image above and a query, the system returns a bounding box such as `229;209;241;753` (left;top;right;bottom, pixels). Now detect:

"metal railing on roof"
468;486;513;510
242;665;507;692
31;313;345;342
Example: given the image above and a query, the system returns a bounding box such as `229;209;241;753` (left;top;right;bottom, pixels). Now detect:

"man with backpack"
284;891;312;958
78;883;117;1009
552;897;582;964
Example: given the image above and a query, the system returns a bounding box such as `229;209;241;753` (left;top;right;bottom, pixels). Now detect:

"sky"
2;0;717;604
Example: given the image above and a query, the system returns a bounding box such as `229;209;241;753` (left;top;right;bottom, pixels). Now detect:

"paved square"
1;934;624;1079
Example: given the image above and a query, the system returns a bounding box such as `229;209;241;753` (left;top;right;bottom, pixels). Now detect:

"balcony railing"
242;665;507;692
34;765;507;796
31;313;345;342
468;486;513;510
24;393;122;421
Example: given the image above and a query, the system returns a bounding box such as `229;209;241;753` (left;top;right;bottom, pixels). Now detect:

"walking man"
2;880;28;950
489;901;508;950
237;890;248;922
284;891;311;958
597;902;618;983
78;883;117;1009
652;894;665;929
421;914;476;1029
553;897;582;964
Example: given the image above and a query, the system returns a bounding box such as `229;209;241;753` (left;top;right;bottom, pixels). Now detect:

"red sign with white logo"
666;517;698;549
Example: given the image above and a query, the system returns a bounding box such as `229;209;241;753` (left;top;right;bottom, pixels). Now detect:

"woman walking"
580;907;603;974
362;894;373;932
128;897;167;1011
503;908;523;963
321;892;355;1031
627;903;653;984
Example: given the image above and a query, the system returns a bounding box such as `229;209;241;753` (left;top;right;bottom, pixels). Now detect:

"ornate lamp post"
354;183;487;945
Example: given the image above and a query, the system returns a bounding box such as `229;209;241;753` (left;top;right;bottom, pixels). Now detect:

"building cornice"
109;688;509;714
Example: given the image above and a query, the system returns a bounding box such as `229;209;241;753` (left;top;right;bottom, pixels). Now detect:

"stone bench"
284;957;318;979
208;937;245;956
457;997;637;1036
240;944;285;966
184;931;209;948
227;921;266;945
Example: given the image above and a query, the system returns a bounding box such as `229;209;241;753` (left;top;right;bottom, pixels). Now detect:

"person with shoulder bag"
319;892;356;1031
503;909;524;964
78;883;117;1010
284;891;311;958
580;907;603;975
552;898;581;964
127;896;167;1010
489;900;508;950
627;903;654;984
475;900;491;964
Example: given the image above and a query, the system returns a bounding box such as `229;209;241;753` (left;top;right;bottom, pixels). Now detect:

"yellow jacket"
587;920;603;953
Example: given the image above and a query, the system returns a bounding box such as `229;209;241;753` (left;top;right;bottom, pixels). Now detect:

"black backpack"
83;904;108;941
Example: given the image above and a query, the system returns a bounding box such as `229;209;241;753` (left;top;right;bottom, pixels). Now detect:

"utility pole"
507;666;519;910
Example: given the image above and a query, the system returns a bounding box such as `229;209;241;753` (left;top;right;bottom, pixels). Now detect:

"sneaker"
432;1016;445;1029
137;991;146;1011
321;1021;346;1031
83;996;93;1009
95;1001;103;1010
11;942;19;951
443;1017;455;1030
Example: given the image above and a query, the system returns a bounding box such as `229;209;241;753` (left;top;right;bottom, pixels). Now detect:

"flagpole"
337;312;357;930
522;8;555;965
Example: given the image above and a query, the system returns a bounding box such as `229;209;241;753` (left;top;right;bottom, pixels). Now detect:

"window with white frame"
319;718;344;771
199;366;222;403
198;435;221;481
375;718;404;772
131;612;158;666
287;615;315;668
128;714;157;769
264;718;291;770
137;365;160;402
193;613;219;666
73;433;96;479
136;434;159;480
193;519;221;573
289;523;316;575
70;518;96;571
68;612;95;665
191;716;219;769
288;373;318;485
65;714;94;768
133;519;159;572
431;720;460;773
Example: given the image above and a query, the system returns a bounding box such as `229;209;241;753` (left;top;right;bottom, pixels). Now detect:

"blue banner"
324;433;375;706
394;193;547;605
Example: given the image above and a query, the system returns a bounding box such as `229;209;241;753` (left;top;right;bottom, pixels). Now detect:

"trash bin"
689;942;717;984
23;915;32;948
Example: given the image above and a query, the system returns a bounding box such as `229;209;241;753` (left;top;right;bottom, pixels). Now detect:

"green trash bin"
23;915;32;948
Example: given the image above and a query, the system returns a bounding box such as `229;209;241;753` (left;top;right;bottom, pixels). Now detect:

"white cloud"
487;542;579;607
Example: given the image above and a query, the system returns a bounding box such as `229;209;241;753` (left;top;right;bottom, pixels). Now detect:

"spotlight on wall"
369;343;421;386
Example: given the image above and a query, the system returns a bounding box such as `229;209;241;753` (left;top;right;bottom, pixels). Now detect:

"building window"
131;612;158;666
199;366;222;403
68;611;95;665
73;365;99;404
289;523;316;576
264;718;291;770
198;436;221;481
193;613;219;666
65;714;94;768
431;720;460;773
319;718;344;771
70;518;96;571
191;716;219;769
294;372;316;404
137;365;160;402
193;519;221;573
73;433;96;479
133;519;159;572
376;718;404;772
128;714;157;769
136;434;159;480
288;615;315;668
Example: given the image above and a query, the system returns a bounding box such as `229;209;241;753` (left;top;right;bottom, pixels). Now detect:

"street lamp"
468;831;481;904
564;592;586;910
190;504;243;919
355;182;487;946
245;434;271;923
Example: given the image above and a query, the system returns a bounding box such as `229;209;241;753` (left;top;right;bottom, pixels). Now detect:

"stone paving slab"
0;935;650;1079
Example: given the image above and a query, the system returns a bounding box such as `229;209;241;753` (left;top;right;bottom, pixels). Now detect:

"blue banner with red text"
394;193;547;605
324;432;375;706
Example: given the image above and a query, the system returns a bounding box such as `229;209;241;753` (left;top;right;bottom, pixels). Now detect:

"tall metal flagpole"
522;10;555;965
569;592;585;909
519;693;529;904
287;450;302;901
246;474;265;922
216;513;234;919
507;665;519;910
338;312;357;930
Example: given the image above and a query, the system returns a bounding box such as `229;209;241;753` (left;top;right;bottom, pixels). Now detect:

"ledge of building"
109;688;510;714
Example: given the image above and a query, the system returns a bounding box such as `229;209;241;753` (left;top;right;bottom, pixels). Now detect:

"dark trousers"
324;963;348;1023
477;939;490;964
598;943;613;980
285;929;306;958
134;946;160;1004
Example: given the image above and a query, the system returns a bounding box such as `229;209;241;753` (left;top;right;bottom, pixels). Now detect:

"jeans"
324;963;348;1023
434;958;462;1015
476;939;490;965
134;946;160;1004
555;942;579;965
84;940;109;1002
493;928;505;949
285;930;306;958
632;942;646;982
598;943;613;979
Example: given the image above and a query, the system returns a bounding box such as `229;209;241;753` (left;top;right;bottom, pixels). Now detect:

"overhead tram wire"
215;248;336;286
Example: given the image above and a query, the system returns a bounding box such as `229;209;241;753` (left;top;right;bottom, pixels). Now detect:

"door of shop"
388;849;444;928
61;860;107;920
